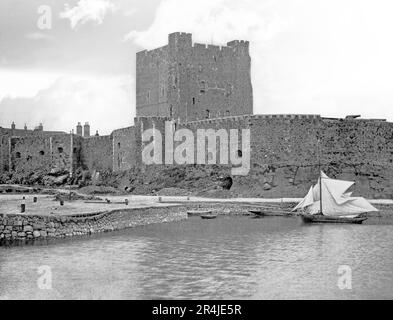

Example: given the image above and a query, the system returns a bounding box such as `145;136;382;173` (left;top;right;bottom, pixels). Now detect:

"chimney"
95;130;99;137
38;123;43;131
83;122;90;137
76;122;83;136
11;122;15;130
24;124;27;130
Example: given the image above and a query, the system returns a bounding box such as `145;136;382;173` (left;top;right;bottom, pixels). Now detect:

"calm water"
1;216;393;300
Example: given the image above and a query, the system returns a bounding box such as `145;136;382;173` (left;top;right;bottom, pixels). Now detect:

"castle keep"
2;32;393;198
136;33;253;121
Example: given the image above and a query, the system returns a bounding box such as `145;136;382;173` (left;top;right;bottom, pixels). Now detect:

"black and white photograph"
1;0;393;304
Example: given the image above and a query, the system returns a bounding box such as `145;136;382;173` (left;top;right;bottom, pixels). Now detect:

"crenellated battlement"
83;135;111;141
136;45;169;63
182;114;322;127
136;32;251;61
227;40;250;47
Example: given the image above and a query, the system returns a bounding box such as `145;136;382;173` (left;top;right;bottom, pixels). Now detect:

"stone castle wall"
10;134;75;174
136;46;170;117
112;126;137;172
0;127;69;174
1;128;113;179
129;114;393;198
80;135;113;172
3;114;393;198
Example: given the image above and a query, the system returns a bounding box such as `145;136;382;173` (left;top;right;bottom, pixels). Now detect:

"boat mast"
318;137;323;214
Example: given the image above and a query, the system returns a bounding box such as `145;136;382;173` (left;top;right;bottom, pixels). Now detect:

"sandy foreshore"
1;191;393;221
1;191;393;245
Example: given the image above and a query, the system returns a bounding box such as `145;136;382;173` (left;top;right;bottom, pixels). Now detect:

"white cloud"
124;0;286;47
60;0;116;30
0;74;134;134
0;70;60;99
123;8;137;17
124;0;393;120
25;32;54;41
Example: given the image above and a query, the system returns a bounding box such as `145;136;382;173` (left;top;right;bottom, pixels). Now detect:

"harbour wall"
0;206;187;245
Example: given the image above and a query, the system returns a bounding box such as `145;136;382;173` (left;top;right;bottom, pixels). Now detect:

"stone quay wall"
0;206;186;245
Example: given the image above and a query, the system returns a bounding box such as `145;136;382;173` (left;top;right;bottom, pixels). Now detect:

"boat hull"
249;210;292;217
200;215;218;220
187;210;212;216
300;214;367;224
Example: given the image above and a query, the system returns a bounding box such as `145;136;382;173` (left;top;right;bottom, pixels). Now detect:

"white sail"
292;186;314;211
293;171;378;216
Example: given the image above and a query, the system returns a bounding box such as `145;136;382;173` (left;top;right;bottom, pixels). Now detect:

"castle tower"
24;124;27;130
83;122;90;137
135;32;253;122
11;122;15;130
76;122;83;136
38;123;43;131
95;130;99;137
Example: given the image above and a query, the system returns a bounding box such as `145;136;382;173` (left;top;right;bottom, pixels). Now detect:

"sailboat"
293;171;378;224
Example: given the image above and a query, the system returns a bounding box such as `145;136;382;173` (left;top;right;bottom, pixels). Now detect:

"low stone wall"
0;205;186;245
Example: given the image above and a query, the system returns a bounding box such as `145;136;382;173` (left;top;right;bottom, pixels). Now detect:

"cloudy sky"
1;0;393;134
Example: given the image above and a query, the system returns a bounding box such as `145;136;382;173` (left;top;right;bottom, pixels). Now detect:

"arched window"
39;150;45;156
206;109;210;119
58;147;64;153
15;152;21;159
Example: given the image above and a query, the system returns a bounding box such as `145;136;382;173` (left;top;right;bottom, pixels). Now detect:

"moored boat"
293;171;378;224
200;214;218;219
249;210;265;217
187;210;212;216
300;213;367;224
248;209;292;217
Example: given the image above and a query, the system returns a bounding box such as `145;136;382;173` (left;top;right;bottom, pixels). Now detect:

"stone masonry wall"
136;32;253;122
0;206;186;244
0;127;66;173
136;46;170;117
10;134;77;174
3;114;393;198
80;135;113;173
132;114;393;198
112;126;137;172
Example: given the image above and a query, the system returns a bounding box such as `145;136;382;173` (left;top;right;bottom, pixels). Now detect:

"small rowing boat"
187;210;212;216
248;210;292;217
200;214;218;220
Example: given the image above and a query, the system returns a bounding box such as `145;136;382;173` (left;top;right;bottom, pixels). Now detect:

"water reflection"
1;216;393;299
